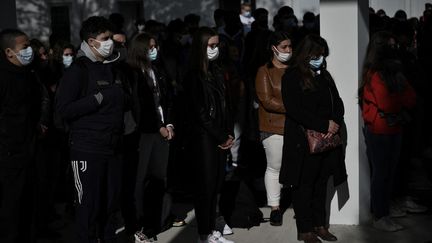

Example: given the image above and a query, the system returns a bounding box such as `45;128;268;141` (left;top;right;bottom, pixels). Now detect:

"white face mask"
93;39;114;58
137;24;145;32
273;46;291;62
62;55;73;68
14;46;34;66
207;46;219;61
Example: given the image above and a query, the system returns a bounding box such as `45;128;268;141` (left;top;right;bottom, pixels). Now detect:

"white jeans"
262;134;284;207
230;123;242;163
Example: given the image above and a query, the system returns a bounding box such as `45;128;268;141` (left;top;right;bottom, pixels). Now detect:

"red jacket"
362;72;416;134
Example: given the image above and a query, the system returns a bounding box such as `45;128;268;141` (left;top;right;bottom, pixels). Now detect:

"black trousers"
135;133;169;231
192;133;226;236
0;166;32;243
70;149;123;243
292;149;336;233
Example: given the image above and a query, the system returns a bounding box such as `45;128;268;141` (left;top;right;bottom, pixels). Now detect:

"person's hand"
328;120;339;134
160;127;169;139
166;126;175;140
324;120;339;139
218;135;234;150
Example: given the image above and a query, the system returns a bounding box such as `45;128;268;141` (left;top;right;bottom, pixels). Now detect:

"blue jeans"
364;128;402;219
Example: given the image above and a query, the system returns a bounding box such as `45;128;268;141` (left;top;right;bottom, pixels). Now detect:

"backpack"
219;180;263;229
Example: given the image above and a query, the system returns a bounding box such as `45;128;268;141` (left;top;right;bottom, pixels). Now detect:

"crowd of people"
0;2;431;243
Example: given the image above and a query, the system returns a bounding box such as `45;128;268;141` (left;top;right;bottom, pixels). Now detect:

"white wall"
144;0;218;27
320;0;369;225
370;0;431;19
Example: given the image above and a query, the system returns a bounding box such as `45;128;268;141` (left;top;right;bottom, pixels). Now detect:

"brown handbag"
305;129;342;154
304;87;342;154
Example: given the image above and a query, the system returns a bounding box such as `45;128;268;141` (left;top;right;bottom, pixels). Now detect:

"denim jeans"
364;127;402;219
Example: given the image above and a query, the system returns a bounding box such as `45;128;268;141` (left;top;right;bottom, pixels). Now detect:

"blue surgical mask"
242;11;251;18
309;56;324;69
14;46;34;66
62;55;73;68
148;47;158;61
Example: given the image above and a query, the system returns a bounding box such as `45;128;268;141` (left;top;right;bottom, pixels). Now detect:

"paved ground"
38;190;432;243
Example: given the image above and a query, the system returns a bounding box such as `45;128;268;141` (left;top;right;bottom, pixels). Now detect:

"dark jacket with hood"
55;41;125;154
0;56;48;168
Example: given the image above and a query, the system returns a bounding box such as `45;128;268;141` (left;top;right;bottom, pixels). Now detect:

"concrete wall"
16;0;51;42
320;0;369;225
144;0;218;27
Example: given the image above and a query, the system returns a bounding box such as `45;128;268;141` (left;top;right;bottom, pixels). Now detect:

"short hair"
79;16;113;42
0;28;27;51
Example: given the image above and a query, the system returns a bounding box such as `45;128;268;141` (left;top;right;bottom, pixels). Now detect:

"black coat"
184;64;233;145
126;63;173;134
279;67;347;187
0;57;47;168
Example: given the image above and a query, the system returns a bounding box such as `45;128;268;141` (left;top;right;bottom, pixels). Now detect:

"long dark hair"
189;27;218;79
127;32;156;70
359;31;406;100
266;31;291;68
288;34;329;90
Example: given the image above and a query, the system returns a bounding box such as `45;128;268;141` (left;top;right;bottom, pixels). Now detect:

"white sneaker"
372;217;401;232
222;224;233;235
403;197;428;213
389;204;407;218
212;231;234;243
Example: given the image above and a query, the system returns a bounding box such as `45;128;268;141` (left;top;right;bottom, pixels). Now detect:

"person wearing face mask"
280;34;346;243
0;28;48;243
255;31;292;227
239;2;255;36
55;16;125;243
112;30;128;63
184;27;234;243
121;32;174;242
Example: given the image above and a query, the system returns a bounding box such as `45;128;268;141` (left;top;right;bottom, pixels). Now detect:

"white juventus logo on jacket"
71;160;87;204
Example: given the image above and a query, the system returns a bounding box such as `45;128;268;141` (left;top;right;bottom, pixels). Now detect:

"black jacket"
280;67;347;187
126;63;173;134
55;57;125;154
0;57;46;168
184;64;233;144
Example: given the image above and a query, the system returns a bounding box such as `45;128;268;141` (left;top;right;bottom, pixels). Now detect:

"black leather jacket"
184;64;233;144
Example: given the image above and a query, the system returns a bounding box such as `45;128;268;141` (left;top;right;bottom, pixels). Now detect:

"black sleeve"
325;70;345;125
39;81;51;126
187;73;230;144
281;69;329;133
55;65;100;121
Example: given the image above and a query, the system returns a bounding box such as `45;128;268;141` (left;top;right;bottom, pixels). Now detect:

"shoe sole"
270;222;283;226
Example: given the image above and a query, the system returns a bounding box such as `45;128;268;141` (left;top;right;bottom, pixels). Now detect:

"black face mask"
382;45;400;60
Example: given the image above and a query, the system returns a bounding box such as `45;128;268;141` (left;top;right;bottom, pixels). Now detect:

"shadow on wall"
144;0;217;26
16;0;50;42
70;0;117;45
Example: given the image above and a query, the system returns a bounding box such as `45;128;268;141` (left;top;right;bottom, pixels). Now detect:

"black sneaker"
270;209;282;226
